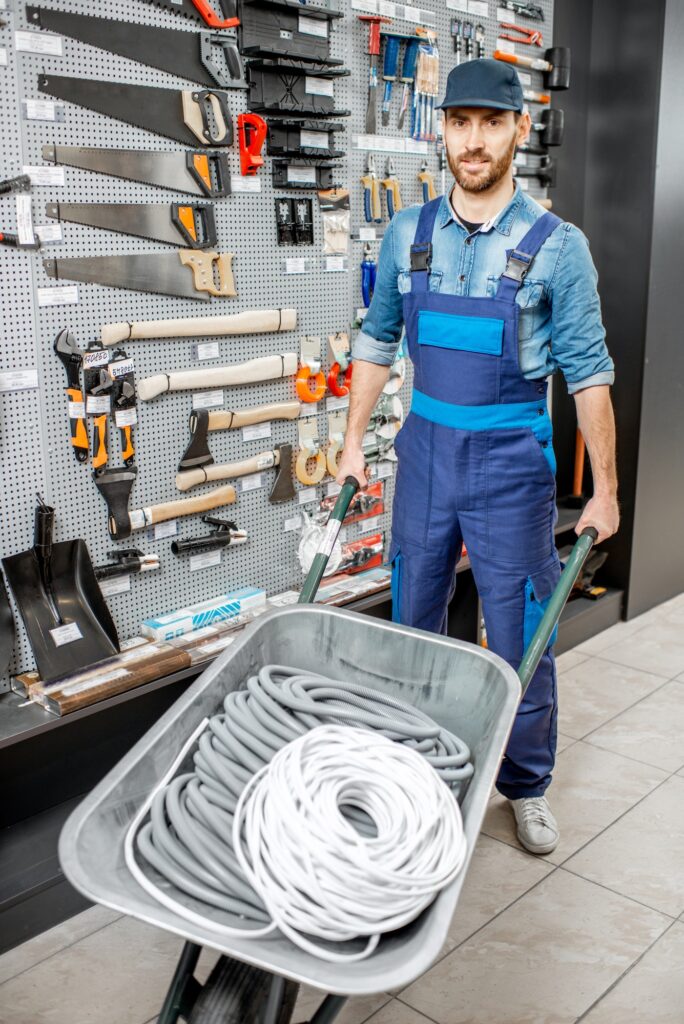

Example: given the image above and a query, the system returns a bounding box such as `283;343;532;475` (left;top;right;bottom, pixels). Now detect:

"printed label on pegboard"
193;390;224;409
240;472;263;492
196;341;220;361
115;407;137;428
190;549;222;572
15;30;64;56
0;368;39;392
15;193;34;246
86;394;110;415
298;14;328;36
283;516;301;532
67;400;85;418
231;176;261;193
37;285;78;306
154;519;177;539
100;575;131;597
298;486;317;504
286;165;317;184
305;76;334;98
326;394;350;412
23;164;65;186
242;422;271;442
300;129;328;149
324;256;346;272
0;48;7;67
34;223;63;243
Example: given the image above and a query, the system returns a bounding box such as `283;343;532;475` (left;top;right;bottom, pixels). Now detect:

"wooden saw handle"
138;352;298;401
144;483;236;527
176;450;278;491
179;250;236;297
100;309;297;346
208;400;302;430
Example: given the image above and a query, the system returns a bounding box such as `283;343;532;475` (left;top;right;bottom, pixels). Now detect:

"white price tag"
190;549;222;572
283;515;302;532
0;49;7;68
196;341;220;361
298;487;317;504
376;461;394;479
50;621;82;647
468;0;488;15
82;349;108;369
109;358;134;378
242;422;272;442
326;394;349;412
24;99;60;121
230;175;261;193
446;0;469;10
497;6;512;19
37;285;78;306
403;5;421;22
361;515;381;533
193;389;224;409
285;257;307;275
23;165;65;186
155;519;177;539
286;164;317;184
358;226;377;241
15;30;64;56
15;193;34;245
404;139;429;154
240;472;263;492
326;481;341;497
351;0;378;12
114;407;137;428
517;177;529;190
34;223;63;243
305;76;334;98
379;0;396;13
99;575;131;597
324;256;346;272
68;400;85;419
86;394;110;415
517;71;532;86
0;368;39;392
298;14;328;37
300;129;329;150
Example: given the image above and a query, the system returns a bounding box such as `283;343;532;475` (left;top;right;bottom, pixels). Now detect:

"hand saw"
43;250;237;302
27;7;245;89
42;146;230;198
45;201;217;249
141;0;239;29
39;75;233;148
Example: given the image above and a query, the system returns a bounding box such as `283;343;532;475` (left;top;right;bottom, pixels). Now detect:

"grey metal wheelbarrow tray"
59;602;521;997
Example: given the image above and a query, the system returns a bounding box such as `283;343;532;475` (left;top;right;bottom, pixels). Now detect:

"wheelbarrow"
58;478;598;1024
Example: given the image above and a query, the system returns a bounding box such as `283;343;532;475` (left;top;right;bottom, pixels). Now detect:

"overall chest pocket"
398;269;443;295
487;276;544;341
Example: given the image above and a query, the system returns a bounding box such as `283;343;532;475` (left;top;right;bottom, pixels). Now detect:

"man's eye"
488;120;501;128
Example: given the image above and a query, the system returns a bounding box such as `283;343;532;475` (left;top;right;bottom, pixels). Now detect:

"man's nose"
464;127;485;150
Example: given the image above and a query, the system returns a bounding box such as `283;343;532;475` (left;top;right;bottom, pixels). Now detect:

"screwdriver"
381;34;402;127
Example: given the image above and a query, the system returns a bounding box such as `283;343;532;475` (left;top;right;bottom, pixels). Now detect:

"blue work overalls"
390;197;563;799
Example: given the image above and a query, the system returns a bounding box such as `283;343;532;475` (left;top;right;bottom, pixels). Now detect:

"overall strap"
410;197;442;293
495;211;562;302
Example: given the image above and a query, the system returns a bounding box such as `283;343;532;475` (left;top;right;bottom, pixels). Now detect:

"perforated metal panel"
0;0;554;690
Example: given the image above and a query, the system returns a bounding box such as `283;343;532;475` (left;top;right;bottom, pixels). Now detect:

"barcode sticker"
34;223;63;243
15;193;34;245
285;257;307;275
284;516;301;532
325;256;346;272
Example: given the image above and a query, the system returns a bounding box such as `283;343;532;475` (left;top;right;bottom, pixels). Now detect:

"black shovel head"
0;574;15;676
2;540;119;684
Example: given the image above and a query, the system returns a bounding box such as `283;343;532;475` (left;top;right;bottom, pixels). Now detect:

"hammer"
94;466;236;540
494;47;571;90
175;443;295;503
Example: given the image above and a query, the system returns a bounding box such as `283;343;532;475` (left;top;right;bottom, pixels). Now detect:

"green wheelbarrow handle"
298;476;360;605
518;527;598;693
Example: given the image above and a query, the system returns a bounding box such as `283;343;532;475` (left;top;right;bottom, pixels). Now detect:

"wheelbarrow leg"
157;941;203;1024
260;975;286;1024
309;995;349;1023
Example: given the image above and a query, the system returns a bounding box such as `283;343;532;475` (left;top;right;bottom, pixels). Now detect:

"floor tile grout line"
585;647;684;679
578;735;684;775
394;993;443;1023
562;671;675;748
357;993;393;1023
556;863;679;921
0;912;125;989
573;917;680;1024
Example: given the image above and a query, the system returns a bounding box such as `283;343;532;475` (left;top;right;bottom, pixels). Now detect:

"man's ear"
517;110;532;148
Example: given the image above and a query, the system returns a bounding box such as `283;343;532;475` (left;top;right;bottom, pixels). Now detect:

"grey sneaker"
510;796;559;855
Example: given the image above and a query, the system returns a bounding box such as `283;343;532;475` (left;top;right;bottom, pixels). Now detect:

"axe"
137;352;298;401
176;443;295;502
179;400;302;469
94;465;236;539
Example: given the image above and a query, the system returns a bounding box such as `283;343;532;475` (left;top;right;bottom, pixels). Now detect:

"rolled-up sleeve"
549;224;615;394
352;218;405;366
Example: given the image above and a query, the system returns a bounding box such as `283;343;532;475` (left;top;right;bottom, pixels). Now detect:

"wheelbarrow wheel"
187;955;299;1024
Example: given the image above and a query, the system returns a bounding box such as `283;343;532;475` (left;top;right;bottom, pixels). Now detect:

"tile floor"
1;592;684;1024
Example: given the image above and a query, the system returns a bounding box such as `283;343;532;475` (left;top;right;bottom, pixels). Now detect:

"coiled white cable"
233;725;467;963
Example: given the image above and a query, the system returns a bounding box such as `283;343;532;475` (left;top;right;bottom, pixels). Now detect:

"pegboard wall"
0;0;554;690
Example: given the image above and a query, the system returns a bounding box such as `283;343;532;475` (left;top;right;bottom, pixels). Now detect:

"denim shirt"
354;184;615;395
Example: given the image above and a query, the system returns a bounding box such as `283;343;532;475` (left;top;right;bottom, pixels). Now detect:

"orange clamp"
237;113;267;176
327;362;353;398
296;365;326;403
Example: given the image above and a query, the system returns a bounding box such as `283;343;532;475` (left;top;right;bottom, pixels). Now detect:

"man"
336;59;619;855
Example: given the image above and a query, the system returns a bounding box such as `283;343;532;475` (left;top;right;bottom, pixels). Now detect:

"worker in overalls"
337;59;619;855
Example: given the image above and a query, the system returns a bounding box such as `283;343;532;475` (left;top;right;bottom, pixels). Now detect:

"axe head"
94;466;137;540
178;407;213;471
269;443;295;503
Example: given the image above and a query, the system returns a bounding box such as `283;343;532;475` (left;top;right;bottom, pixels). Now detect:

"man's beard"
448;133;517;193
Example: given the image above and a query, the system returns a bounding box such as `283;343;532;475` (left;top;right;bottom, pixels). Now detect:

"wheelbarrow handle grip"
517;526;598;693
298;477;360;605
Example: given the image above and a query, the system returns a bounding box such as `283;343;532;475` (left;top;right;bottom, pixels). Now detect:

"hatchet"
176;443;294;501
178;400;302;469
94;465;236;539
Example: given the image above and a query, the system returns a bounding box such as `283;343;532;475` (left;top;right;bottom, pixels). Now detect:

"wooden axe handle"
176;451;278;491
138;353;298;401
208;400;301;431
99;309;297;346
140;483;236;527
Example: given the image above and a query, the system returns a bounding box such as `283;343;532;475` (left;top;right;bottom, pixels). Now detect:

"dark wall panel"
629;0;684;615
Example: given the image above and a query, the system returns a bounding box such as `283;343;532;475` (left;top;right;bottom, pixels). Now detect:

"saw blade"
42;145;231;198
45;202;217;249
38;74;229;148
43;253;211;302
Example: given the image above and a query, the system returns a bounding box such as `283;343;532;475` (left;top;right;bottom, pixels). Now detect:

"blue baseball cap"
437;58;524;113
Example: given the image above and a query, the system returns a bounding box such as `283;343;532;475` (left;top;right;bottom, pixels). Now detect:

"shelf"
556;587;623;654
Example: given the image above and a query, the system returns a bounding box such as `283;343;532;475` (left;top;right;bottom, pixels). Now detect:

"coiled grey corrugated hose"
128;665;474;959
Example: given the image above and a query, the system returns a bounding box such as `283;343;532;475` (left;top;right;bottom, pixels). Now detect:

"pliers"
361;242;377;308
497;23;543;46
381;158;403;220
418;160;436;203
361;154;382;223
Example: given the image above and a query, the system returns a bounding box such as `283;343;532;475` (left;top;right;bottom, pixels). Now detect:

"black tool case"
266;119;345;158
239;0;343;64
247;60;350;116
